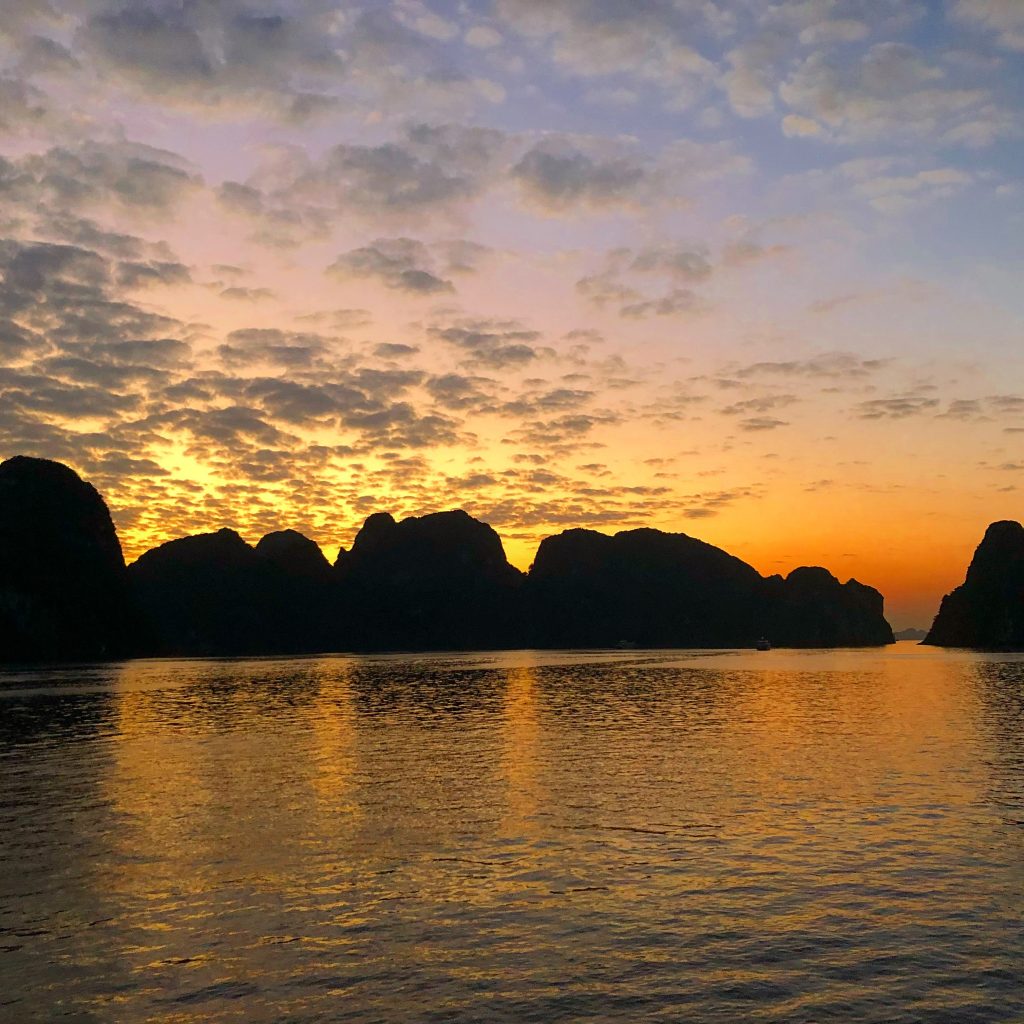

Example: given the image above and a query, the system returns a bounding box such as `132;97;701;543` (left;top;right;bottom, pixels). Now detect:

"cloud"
988;394;1024;414
722;241;792;266
220;286;274;301
0;227;489;511
823;158;977;214
425;372;498;411
723;29;790;118
13;34;80;76
71;1;430;121
577;243;713;318
780;43;1013;146
938;393;1024;422
216;181;264;216
218;329;330;369
0;240;108;294
512;137;647;212
219;124;750;244
301;123;506;214
30;214;170;261
0;237;201;476
952;0;1024;52
428;318;545;369
855;395;941;419
77;6;219;91
0;2;64;45
92;338;191;369
219;123;509;242
739;416;789;431
736;353;889;379
575;272;638;310
659;138;754;188
327;236;491;294
375;342;420;358
620;288;704;319
787;157;980;218
328;238;455;294
495;0;715;103
0;366;143;418
628;245;713;280
436;238;491;273
116;260;191;289
782;114;824;137
512;134;752;215
0;318;42;359
798;18;869;46
0;76;50;134
939;398;986;421
297;308;373;331
3;140;200;214
509;410;618;453
339;6;505;111
721;395;799;416
241;372;425;428
465;25;503;49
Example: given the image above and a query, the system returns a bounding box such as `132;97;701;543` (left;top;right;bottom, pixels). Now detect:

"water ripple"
0;645;1022;1022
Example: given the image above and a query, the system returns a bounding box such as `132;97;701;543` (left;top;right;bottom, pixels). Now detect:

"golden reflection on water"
308;659;358;812
501;663;542;836
1;645;1022;1023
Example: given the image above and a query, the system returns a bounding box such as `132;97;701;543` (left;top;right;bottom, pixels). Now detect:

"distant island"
924;520;1024;650
1;455;899;662
893;627;928;641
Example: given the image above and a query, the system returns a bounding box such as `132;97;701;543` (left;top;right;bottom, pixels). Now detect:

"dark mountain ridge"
0;456;895;660
528;528;893;648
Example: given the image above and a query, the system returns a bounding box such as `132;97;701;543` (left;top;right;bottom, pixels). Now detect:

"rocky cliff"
924;521;1024;649
763;566;894;648
0;456;136;661
337;509;525;650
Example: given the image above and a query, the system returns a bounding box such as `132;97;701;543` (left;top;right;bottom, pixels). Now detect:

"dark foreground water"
1;644;1023;1023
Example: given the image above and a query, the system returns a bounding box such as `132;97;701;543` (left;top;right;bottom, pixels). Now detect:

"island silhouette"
0;454;913;661
924;520;1024;650
893;627;928;641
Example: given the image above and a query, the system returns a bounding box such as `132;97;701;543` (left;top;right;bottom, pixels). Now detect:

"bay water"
1;643;1022;1022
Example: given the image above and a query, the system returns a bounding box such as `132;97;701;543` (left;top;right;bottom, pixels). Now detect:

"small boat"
755;638;771;651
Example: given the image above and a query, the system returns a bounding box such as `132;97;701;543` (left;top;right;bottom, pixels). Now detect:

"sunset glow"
1;1;1022;627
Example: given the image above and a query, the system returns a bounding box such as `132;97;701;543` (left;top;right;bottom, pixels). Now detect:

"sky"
0;0;1022;628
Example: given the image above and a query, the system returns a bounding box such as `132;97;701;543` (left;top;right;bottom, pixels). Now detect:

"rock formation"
528;527;893;648
337;510;525;650
0;456;898;660
0;456;136;661
254;528;337;652
255;529;333;580
763;566;894;648
527;527;765;647
129;527;337;655
924;521;1024;649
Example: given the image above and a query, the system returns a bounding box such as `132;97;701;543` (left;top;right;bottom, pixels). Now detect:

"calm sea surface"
1;643;1022;1023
